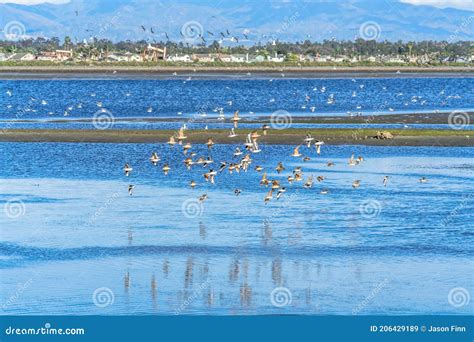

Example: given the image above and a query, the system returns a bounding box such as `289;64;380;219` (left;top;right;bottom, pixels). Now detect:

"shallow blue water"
2;77;473;120
1;142;473;315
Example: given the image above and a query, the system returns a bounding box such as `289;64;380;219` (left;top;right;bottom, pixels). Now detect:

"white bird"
228;128;237;138
314;141;324;154
123;163;133;176
150;152;160;166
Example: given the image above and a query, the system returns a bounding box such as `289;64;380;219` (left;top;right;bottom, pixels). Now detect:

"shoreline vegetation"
1;128;471;146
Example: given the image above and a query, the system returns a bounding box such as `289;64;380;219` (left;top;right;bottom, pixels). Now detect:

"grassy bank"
1;128;471;146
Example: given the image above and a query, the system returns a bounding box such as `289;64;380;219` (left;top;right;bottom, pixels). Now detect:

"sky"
0;0;472;10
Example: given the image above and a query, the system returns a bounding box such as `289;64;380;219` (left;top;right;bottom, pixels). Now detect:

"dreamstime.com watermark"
352;278;389;315
1;278;33;311
174;280;210;315
4;323;85;336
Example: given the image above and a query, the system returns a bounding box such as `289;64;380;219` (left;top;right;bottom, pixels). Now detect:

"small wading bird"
128;184;135;196
383;176;389;187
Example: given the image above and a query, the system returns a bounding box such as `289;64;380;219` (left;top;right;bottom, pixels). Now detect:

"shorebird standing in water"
383;176;389;187
123;163;133;176
128;184;135;196
228;128;237;138
352;180;361;188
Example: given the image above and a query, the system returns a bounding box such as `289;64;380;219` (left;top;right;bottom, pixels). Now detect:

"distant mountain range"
1;0;473;43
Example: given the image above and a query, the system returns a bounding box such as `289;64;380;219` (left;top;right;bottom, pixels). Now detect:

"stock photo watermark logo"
3;21;26;41
270;287;292;308
359;199;382;219
359;21;381;41
352;278;389;315
92;109;115;130
181;198;204;218
448;287;470;308
4;198;26;219
2;278;33;311
174;280;210;315
448;111;470;130
92;287;115;308
181;21;203;43
270;110;293;130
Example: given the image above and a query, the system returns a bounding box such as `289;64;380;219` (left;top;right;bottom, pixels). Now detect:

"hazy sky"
0;0;472;11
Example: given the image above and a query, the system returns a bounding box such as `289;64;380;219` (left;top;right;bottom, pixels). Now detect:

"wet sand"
1;128;471;146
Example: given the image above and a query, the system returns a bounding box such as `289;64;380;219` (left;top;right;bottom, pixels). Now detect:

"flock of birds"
4;77;451;120
121;114;430;204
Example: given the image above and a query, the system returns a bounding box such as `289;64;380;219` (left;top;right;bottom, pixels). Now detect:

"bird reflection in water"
151;274;157;309
184;257;194;289
124;270;131;293
162;259;169;278
228;259;240;282
199;222;206;239
271;258;282;285
240;283;252;307
262;219;272;246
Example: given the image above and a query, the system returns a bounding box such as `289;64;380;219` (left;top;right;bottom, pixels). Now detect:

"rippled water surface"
1;142;473;315
2;77;473;121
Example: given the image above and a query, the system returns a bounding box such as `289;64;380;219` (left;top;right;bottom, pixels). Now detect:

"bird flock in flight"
121;112;431;204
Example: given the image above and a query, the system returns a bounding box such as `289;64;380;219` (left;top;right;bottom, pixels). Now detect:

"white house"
167;54;192;63
230;54;248;63
267;52;284;62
